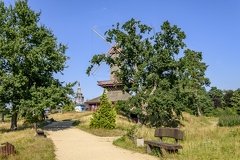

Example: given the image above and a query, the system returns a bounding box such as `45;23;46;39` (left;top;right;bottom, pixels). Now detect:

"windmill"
85;28;131;111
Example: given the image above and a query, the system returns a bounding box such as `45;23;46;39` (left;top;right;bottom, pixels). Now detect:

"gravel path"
45;121;159;160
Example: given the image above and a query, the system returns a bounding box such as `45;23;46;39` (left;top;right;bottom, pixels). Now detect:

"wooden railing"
0;142;15;156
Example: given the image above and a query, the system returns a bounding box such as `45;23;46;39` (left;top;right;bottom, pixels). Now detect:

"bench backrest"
154;128;184;140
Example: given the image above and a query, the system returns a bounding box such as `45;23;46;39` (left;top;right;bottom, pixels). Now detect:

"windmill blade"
91;61;103;75
92;28;114;47
91;27;112;76
91;27;121;76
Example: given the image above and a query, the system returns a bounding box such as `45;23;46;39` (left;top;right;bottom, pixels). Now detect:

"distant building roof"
85;90;131;105
97;80;123;87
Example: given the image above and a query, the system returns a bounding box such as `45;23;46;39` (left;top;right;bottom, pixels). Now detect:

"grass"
218;115;240;127
0;118;55;160
173;113;240;160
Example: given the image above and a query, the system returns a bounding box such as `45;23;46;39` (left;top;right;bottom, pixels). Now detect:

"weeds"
218;115;240;127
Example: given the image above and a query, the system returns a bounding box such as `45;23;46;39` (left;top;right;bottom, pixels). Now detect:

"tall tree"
0;0;74;129
87;18;210;127
230;88;240;114
178;49;210;116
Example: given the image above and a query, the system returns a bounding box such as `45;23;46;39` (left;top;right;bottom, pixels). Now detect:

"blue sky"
2;0;240;100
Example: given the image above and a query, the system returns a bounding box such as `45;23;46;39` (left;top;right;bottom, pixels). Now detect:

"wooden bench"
0;142;15;156
144;128;184;157
36;130;47;138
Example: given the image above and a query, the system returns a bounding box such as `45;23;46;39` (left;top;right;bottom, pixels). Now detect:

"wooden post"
1;112;4;123
33;122;37;134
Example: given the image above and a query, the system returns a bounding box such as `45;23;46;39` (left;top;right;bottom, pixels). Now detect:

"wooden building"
85;45;131;110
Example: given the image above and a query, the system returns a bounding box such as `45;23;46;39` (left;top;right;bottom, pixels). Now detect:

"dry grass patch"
48;111;92;121
111;112;240;160
0;120;55;160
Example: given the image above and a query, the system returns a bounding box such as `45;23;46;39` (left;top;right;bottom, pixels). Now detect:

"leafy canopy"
0;0;75;129
87;19;210;127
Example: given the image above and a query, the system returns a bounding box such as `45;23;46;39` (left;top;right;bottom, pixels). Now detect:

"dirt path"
44;121;158;160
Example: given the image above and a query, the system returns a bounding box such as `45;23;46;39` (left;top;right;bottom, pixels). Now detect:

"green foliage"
87;18;210;126
62;101;75;112
50;109;59;114
113;136;145;154
230;89;240;112
208;87;223;108
126;125;137;138
89;89;117;129
223;90;234;108
218;115;240;127
212;108;237;117
0;0;75;129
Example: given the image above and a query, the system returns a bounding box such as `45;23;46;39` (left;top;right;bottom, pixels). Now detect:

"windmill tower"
85;33;131;110
97;45;131;101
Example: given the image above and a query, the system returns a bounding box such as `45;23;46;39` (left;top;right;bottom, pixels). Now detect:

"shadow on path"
43;120;74;131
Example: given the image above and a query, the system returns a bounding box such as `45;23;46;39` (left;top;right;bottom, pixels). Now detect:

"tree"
178;49;210;116
0;103;9;123
230;88;240;114
208;87;223;108
89;89;116;129
0;0;74;130
223;90;234;108
87;18;210;127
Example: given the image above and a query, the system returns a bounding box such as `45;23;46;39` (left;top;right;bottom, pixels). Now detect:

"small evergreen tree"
89;89;116;129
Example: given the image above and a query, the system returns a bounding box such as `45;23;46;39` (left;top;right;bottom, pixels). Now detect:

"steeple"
74;82;84;106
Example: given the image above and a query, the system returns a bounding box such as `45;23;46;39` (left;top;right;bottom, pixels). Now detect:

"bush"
218;115;240;127
89;89;117;129
51;109;59;114
212;108;237;117
62;102;75;112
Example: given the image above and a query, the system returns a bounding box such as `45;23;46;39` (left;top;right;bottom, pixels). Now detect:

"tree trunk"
10;112;18;130
33;122;37;133
1;112;4;123
196;104;201;116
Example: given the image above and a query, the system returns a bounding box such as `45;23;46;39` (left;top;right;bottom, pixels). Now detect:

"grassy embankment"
0;118;55;160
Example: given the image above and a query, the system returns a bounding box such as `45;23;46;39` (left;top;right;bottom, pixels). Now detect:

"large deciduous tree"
87;18;210;127
178;49;211;116
0;0;74;130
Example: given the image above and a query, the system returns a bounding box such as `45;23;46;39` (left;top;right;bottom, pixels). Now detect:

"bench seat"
144;128;184;157
144;140;183;150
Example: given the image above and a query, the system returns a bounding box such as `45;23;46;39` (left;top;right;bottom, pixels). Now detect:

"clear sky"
2;0;240;100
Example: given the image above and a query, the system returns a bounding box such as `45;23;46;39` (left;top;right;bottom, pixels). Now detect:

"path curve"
45;121;158;160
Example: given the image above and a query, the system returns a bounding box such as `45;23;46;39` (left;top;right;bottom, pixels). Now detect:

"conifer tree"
89;89;116;129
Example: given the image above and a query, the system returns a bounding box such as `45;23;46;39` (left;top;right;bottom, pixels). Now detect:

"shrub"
89;89;117;129
212;108;237;117
62;102;75;112
218;115;240;127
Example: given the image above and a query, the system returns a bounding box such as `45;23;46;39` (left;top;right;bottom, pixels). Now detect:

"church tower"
74;82;84;106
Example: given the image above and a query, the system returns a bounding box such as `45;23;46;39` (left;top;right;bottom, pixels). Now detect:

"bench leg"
146;144;152;154
160;147;167;157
